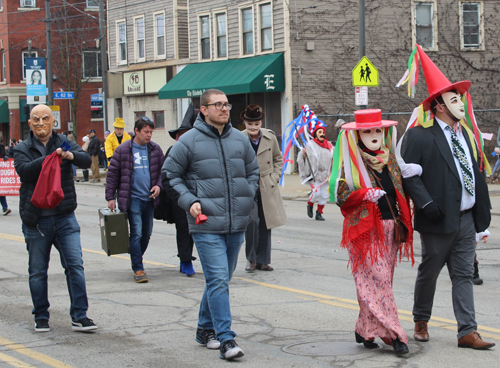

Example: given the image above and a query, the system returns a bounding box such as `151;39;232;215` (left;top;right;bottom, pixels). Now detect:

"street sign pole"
358;0;366;109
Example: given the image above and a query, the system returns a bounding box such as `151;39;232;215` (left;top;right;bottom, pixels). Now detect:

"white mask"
442;91;465;121
359;128;383;151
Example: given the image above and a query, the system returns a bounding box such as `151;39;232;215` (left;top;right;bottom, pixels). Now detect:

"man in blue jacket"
106;117;164;283
14;104;97;333
162;89;259;360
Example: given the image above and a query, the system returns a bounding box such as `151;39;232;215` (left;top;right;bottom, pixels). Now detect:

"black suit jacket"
402;122;490;234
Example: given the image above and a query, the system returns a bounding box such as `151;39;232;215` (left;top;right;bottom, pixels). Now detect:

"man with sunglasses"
162;89;259;360
106;117;165;283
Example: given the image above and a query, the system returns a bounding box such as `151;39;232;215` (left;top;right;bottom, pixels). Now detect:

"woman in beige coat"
241;105;287;272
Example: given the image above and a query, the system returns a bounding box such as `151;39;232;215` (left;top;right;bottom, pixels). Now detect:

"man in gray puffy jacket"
162;89;259;360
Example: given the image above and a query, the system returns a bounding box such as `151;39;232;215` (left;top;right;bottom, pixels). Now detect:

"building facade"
0;0;103;144
106;0;499;162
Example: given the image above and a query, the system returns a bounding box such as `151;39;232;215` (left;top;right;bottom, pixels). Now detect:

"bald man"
13;105;98;333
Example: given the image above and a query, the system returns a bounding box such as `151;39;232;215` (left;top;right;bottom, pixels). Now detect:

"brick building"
0;0;103;146
106;0;499;162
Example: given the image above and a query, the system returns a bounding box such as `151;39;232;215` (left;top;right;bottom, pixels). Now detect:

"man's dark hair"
201;89;225;106
134;117;155;132
430;89;459;116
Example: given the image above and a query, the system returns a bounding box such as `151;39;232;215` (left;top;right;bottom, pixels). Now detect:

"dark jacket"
13;130;92;227
105;138;165;211
162;113;260;234
402;122;490;233
87;135;100;156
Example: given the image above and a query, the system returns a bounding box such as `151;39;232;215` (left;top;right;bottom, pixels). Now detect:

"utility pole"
358;0;366;109
99;0;108;129
45;0;53;105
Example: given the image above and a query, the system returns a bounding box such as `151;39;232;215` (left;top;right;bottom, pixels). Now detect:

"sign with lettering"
123;71;144;95
54;92;74;99
26;57;47;104
0;159;21;196
49;105;60;129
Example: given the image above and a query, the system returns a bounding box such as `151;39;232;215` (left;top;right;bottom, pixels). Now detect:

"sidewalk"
76;168;500;215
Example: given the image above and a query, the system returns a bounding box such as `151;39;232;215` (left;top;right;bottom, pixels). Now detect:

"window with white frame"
117;21;127;63
155;13;165;58
86;0;98;8
260;3;272;51
241;8;253;55
461;2;481;48
0;0;4;9
2;51;6;82
200;15;210;59
22;50;37;80
83;50;102;78
20;0;35;7
414;2;435;49
135;17;145;61
216;13;227;58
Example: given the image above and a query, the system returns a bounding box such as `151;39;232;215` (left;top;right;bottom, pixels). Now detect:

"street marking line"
0;337;76;368
2;232;500;340
0;352;37;368
235;276;500;340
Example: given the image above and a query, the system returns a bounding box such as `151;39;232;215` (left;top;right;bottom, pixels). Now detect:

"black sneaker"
34;319;50;332
196;328;220;349
71;318;98;332
219;340;244;360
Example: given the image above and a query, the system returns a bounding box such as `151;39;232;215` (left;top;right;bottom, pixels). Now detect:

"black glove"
422;201;445;222
3;156;8;161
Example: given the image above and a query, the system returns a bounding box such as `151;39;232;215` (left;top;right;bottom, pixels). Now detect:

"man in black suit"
402;48;493;350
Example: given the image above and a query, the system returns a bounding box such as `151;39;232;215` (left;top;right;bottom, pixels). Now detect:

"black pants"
172;203;195;263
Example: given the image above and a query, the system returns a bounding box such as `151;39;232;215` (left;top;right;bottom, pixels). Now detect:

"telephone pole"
99;0;108;129
45;0;53;105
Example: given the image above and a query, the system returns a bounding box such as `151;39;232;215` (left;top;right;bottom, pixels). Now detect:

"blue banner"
26;58;46;104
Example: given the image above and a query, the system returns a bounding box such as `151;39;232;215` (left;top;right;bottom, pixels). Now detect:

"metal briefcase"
99;208;130;256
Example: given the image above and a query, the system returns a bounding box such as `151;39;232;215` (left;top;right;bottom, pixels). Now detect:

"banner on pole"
26;58;47;104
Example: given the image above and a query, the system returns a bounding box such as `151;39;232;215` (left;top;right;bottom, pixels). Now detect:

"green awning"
0;99;8;123
159;53;284;99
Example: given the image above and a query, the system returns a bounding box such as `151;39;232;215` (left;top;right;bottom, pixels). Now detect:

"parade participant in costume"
330;109;414;357
241;104;287;272
398;45;494;349
297;121;334;220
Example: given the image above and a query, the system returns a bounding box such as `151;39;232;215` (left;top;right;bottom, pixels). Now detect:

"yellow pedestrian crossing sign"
352;56;379;87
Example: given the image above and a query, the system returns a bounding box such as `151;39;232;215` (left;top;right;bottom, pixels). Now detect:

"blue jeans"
192;232;244;343
0;196;7;211
128;197;154;272
22;213;89;322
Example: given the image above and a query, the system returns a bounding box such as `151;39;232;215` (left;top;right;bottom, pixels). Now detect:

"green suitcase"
99;208;130;256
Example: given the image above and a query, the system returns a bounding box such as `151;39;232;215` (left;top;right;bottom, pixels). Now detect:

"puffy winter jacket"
105;138;165;211
105;131;131;162
13;130;92;227
162;114;259;234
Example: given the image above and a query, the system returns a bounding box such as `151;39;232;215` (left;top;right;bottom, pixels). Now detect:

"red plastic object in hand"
195;214;208;225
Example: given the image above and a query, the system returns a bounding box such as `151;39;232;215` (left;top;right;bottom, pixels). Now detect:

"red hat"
342;109;398;130
417;45;471;110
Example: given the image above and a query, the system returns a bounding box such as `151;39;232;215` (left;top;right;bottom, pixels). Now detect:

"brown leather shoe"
245;261;256;272
414;321;429;342
256;263;274;271
458;331;495;349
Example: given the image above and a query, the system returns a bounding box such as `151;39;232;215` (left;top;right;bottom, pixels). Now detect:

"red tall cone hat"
417;45;471;110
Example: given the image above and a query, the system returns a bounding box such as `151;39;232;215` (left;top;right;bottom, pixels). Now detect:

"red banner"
0;158;20;196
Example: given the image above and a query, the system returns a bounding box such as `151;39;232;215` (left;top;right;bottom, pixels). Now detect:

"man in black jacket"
401;46;493;350
87;129;101;182
14;104;97;333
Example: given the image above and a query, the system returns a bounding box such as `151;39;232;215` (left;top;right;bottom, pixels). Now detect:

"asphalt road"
0;181;499;368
